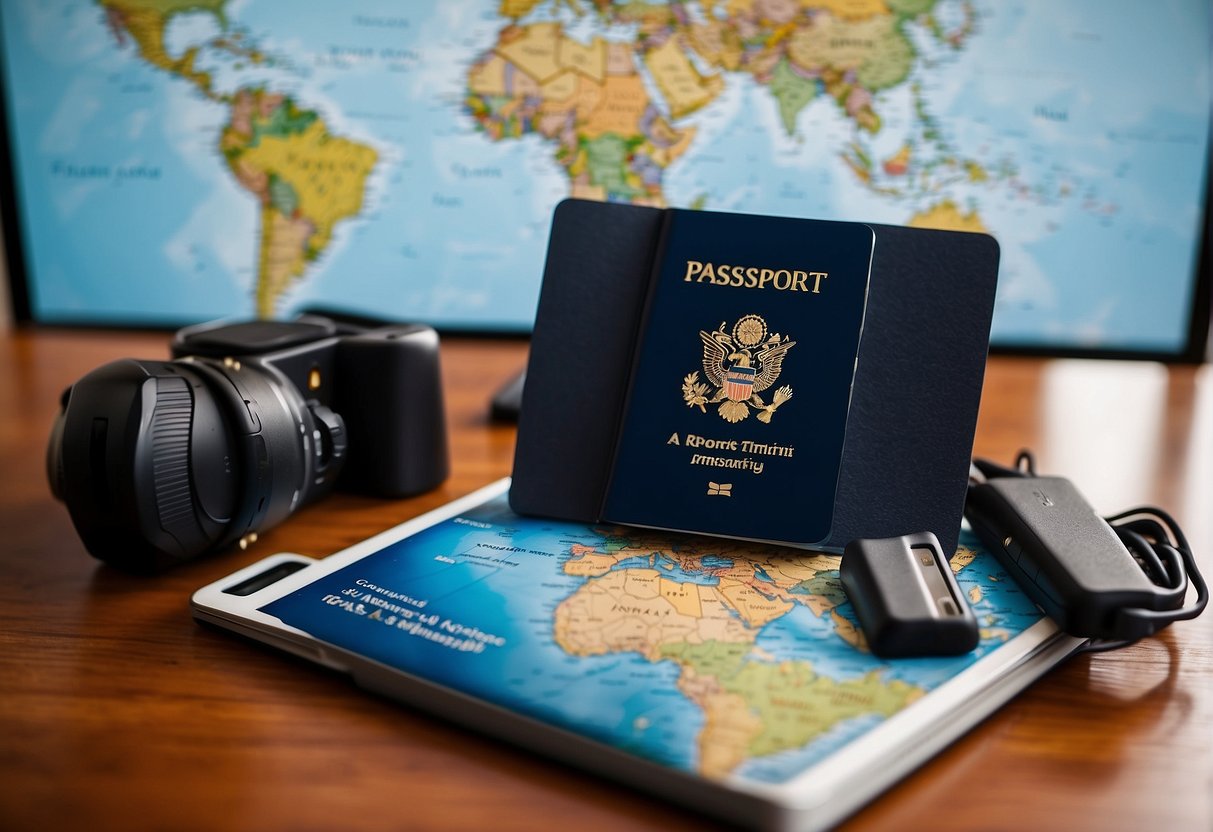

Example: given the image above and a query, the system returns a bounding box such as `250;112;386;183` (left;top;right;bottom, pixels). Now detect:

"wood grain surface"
1;327;1209;831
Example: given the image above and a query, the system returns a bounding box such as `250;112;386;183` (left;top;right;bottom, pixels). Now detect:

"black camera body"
48;315;448;572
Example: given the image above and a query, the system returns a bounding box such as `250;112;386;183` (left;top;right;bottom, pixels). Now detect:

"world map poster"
1;0;1209;353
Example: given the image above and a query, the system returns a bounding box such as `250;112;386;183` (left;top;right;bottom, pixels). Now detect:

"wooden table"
1;327;1210;831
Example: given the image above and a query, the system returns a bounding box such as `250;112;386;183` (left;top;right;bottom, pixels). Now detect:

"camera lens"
48;356;346;572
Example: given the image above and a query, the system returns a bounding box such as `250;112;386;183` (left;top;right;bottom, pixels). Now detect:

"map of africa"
1;0;1208;350
262;491;1047;784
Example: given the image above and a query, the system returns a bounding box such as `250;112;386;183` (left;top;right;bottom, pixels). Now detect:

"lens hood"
50;356;343;572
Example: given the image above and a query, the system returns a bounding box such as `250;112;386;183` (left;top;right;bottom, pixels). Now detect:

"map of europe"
261;492;1048;784
2;0;1209;350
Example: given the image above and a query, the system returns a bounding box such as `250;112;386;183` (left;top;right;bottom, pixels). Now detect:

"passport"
510;200;1000;554
602;209;872;544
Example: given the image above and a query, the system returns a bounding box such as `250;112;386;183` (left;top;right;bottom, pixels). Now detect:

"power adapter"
840;532;980;658
964;451;1207;650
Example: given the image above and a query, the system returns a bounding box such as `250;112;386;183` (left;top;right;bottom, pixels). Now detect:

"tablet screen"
259;490;1048;784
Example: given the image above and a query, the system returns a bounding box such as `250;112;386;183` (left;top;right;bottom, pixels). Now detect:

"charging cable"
966;451;1207;651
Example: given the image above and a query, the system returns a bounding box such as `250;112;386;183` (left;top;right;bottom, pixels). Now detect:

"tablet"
192;480;1082;831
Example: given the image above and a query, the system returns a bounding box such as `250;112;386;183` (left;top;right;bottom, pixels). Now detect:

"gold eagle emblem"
681;314;794;424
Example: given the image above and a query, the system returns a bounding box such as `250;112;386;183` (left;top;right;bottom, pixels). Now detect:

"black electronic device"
840;532;980;658
46;315;449;572
489;369;525;423
965;452;1208;646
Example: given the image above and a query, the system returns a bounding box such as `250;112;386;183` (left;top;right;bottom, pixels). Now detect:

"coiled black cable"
970;450;1207;652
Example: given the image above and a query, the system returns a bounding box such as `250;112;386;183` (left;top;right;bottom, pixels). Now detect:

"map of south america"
220;90;377;317
98;0;378;316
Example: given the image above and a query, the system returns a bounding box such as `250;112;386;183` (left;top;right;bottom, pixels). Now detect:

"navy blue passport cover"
603;209;872;545
510;200;999;555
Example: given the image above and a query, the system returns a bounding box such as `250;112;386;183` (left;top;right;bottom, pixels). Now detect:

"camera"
47;315;449;572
